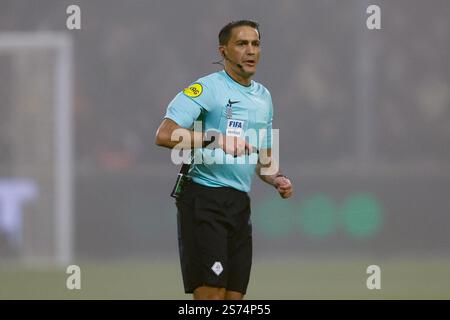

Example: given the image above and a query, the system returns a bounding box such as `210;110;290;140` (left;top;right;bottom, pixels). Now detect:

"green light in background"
253;196;296;238
341;193;383;238
297;194;337;238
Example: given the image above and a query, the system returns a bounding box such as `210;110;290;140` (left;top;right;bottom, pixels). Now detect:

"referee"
155;20;293;300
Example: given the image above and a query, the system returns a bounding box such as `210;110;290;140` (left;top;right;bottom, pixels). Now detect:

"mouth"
242;59;256;67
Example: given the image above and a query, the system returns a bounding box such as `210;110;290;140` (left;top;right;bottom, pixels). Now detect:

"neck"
224;64;252;87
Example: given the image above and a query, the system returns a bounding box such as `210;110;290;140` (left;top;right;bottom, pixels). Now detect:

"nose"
246;44;256;55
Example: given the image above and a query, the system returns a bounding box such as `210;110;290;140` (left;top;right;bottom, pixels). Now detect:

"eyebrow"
234;39;260;44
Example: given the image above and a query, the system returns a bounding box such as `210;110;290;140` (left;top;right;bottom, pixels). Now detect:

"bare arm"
155;118;253;156
256;148;293;199
256;148;280;186
155;118;204;149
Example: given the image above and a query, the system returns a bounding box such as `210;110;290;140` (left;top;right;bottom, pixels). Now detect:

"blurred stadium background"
0;0;449;299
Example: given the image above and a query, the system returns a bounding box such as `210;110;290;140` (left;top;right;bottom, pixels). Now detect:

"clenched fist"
274;175;293;199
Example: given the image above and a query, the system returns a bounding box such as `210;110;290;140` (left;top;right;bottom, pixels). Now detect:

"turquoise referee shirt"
164;70;273;192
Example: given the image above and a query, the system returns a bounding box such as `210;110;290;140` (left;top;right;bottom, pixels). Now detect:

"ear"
218;46;226;58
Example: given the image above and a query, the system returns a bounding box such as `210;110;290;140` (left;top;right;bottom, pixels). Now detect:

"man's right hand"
218;134;254;157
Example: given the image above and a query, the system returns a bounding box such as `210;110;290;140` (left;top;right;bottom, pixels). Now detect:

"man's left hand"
274;176;293;199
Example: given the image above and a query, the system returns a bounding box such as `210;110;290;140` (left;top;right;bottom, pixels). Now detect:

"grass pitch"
1;255;449;299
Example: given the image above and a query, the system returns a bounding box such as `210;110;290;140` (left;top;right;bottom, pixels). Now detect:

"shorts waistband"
187;180;248;195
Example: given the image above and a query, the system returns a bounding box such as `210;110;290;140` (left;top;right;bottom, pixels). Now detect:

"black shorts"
175;180;252;294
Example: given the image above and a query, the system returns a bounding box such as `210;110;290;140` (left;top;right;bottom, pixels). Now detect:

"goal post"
0;32;74;267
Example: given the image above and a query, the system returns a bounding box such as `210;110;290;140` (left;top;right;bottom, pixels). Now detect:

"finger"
278;188;289;194
236;145;245;156
279;188;292;197
282;193;292;199
278;184;291;191
277;182;290;188
244;141;257;154
279;178;291;185
275;177;290;184
280;190;292;198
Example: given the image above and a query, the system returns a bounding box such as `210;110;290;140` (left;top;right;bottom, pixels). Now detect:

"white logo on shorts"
211;262;223;276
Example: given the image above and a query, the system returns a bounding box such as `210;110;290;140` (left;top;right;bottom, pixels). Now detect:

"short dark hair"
218;20;260;46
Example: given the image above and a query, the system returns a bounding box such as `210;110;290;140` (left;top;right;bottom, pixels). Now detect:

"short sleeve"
164;81;215;129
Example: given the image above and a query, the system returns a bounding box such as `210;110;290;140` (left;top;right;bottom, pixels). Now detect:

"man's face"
221;26;261;77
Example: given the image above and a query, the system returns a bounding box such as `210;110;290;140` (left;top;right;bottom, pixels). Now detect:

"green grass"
1;255;449;299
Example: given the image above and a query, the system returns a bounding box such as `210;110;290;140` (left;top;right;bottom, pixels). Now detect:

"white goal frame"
0;32;74;266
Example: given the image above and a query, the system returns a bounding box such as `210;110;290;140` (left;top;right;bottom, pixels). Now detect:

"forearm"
156;120;215;150
156;119;251;157
163;129;206;149
256;162;283;187
256;158;293;200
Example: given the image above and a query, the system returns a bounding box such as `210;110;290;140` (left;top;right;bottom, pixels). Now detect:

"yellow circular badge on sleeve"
183;83;203;98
